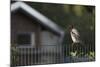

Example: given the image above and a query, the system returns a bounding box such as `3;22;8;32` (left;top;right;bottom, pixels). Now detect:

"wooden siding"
11;11;41;47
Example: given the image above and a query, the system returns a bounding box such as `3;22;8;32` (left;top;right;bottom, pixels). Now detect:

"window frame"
16;32;35;46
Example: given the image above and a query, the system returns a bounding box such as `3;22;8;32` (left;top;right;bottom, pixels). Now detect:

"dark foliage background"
26;2;95;53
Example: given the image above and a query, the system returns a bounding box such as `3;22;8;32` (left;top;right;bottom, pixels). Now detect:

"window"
17;33;31;45
17;33;35;46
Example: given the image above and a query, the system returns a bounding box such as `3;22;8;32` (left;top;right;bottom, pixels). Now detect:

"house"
11;1;65;66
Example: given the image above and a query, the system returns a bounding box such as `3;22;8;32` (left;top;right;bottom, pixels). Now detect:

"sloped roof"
11;2;64;37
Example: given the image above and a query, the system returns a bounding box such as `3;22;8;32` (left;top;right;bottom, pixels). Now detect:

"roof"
11;2;64;37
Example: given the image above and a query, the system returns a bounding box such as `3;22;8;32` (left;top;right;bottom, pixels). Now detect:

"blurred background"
26;1;95;56
11;1;95;64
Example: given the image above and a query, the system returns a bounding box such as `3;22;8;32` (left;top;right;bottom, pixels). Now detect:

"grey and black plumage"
70;28;80;43
69;25;88;56
69;25;85;53
69;25;82;44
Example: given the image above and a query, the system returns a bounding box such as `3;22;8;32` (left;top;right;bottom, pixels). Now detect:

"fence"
64;43;95;63
11;43;95;66
11;45;64;66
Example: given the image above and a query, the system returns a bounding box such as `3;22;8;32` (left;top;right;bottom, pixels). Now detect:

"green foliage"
11;46;18;66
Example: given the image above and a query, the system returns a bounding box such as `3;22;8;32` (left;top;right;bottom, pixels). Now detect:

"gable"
11;2;64;37
11;11;38;33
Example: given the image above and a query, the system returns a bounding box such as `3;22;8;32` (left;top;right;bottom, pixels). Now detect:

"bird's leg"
70;42;75;53
72;42;75;47
71;43;80;57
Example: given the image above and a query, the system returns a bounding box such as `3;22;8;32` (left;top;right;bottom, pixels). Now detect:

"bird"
69;25;81;44
69;25;86;56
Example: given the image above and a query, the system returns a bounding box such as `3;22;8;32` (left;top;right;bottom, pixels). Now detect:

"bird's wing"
71;28;80;37
71;28;80;42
